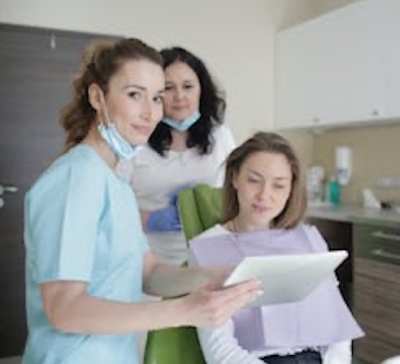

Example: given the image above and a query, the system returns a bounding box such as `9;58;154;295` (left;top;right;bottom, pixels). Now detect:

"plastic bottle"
328;178;340;205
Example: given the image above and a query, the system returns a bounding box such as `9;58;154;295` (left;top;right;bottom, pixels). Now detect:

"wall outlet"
376;177;400;188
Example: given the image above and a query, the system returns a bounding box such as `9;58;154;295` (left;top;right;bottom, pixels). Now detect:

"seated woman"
188;132;364;364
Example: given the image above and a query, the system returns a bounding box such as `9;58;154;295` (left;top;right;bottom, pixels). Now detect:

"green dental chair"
177;183;223;242
143;184;223;364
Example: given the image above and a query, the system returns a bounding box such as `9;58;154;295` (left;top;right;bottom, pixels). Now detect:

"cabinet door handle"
371;230;400;242
0;184;18;196
371;248;400;261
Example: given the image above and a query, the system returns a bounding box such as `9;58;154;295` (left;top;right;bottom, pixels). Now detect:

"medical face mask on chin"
161;109;201;132
97;91;142;161
98;122;142;161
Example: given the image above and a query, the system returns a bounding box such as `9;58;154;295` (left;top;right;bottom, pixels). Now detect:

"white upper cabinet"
381;2;400;119
275;0;400;130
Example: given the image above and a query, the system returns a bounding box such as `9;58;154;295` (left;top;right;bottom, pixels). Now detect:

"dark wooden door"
0;23;114;357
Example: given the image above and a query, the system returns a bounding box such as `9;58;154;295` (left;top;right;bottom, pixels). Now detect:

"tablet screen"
223;250;348;306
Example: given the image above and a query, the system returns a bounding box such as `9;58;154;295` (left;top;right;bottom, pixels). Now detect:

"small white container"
335;146;352;186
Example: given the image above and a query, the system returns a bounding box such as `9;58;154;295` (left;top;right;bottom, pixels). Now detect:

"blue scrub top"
22;145;149;364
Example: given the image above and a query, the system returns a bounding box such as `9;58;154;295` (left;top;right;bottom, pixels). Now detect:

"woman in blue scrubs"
22;38;260;364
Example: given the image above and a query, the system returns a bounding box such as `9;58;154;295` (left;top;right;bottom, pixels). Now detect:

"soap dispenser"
335;146;352;186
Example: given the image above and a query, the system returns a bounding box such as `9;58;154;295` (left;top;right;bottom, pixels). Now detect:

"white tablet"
223;250;348;306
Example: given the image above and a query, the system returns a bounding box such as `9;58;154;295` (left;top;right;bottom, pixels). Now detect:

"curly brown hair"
60;38;162;152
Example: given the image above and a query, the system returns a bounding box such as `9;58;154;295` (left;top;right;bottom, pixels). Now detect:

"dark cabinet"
307;217;353;307
307;214;400;363
353;222;400;364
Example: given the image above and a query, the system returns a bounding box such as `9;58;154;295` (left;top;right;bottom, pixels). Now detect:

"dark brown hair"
148;47;226;156
222;131;307;229
60;38;162;151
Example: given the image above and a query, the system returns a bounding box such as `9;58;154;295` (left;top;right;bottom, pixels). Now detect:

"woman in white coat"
127;47;235;266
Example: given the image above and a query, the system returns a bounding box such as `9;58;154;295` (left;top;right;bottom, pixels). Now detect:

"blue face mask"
97;91;142;161
98;123;142;161
162;109;201;132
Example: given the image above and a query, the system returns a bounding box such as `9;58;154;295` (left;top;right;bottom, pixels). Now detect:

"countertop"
307;203;400;227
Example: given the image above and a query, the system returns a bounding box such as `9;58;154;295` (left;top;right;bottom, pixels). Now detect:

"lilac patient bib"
189;225;364;352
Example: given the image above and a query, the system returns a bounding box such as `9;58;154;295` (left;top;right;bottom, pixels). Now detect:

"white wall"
0;0;323;143
0;0;271;143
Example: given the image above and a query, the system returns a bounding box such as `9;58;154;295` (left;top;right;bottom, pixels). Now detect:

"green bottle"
328;178;340;205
